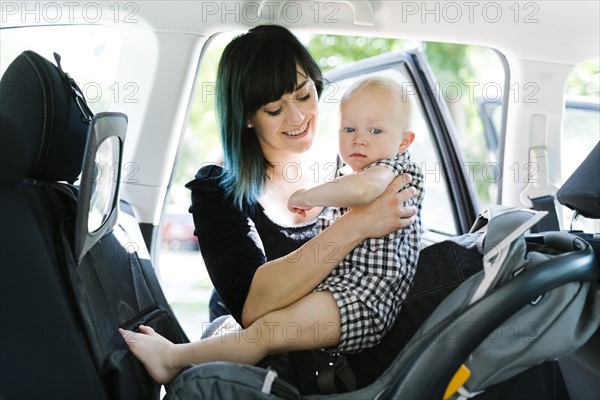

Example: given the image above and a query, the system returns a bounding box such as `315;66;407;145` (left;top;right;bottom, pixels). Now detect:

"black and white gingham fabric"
315;152;424;353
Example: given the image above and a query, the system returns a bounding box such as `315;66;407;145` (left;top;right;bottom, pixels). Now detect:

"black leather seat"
555;142;600;399
0;51;106;399
557;142;600;220
0;51;187;399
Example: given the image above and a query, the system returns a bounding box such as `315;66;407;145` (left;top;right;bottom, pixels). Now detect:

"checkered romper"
314;152;424;353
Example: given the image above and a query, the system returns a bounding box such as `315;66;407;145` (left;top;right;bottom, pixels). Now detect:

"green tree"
566;58;600;97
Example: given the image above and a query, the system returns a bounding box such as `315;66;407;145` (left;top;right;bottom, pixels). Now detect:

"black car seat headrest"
556;142;600;219
0;50;93;184
0;110;33;187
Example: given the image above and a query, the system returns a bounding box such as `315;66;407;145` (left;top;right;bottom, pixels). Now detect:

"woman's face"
248;69;319;161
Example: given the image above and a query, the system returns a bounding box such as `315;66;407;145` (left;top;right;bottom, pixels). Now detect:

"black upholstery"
555;142;600;399
0;51;187;398
0;181;109;399
1;50;92;183
557;142;600;219
0;110;31;186
0;52;106;398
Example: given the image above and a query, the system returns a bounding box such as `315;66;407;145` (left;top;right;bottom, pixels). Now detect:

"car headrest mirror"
75;112;128;264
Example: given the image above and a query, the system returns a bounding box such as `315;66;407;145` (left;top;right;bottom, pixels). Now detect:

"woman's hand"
344;174;417;239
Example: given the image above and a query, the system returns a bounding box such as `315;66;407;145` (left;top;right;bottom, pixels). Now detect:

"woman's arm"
288;166;395;213
188;166;416;328
244;174;417;326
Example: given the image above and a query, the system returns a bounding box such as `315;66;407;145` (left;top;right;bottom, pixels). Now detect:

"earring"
247;123;254;128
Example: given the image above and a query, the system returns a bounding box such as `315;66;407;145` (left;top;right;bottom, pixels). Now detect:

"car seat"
0;51;106;398
0;51;188;399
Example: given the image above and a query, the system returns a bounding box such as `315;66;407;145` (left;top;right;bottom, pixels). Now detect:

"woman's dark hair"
216;24;324;209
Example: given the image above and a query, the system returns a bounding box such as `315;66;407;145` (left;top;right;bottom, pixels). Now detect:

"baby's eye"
370;128;383;135
343;127;355;133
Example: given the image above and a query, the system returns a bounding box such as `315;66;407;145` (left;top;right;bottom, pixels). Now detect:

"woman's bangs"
244;50;301;113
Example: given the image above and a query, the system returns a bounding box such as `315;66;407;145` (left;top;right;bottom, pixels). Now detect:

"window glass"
0;25;122;113
424;44;505;209
159;33;238;339
561;58;599;231
561;106;599;180
562;58;600;180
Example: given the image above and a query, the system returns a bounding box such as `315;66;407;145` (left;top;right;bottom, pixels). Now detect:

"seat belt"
316;354;357;394
529;195;560;232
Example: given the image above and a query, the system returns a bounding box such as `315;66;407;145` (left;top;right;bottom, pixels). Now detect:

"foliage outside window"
560;58;599;232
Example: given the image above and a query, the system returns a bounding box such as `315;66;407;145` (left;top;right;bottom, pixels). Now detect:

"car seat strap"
54;52;93;124
316;354;357;394
529;195;560;232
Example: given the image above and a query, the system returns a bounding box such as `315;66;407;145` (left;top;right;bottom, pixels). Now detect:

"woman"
185;24;417;393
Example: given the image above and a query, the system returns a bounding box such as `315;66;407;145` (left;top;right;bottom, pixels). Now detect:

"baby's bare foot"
119;325;182;384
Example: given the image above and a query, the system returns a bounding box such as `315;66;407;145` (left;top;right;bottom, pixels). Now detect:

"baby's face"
338;86;410;172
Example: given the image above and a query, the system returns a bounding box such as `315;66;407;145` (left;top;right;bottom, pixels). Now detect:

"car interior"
1;1;599;399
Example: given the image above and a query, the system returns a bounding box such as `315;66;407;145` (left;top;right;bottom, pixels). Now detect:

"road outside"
157;248;213;340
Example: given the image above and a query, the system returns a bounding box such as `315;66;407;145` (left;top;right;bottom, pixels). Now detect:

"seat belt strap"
530;195;560;232
316;354;357;394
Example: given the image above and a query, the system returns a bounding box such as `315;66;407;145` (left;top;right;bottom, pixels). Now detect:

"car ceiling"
2;1;598;65
119;1;598;65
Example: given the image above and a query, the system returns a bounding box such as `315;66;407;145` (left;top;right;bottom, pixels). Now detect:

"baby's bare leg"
256;290;341;354
120;291;340;383
170;291;341;364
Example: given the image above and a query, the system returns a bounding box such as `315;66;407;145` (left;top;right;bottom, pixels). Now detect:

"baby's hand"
289;206;312;217
287;188;312;216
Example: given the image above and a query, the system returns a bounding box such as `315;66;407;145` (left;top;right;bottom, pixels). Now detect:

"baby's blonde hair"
341;76;413;133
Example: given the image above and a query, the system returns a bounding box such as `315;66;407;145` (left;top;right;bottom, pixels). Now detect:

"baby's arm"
288;166;396;215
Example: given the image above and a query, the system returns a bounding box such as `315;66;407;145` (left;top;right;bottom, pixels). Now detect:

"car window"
0;25;122;113
561;58;600;232
424;45;506;209
561;104;600;180
158;32;238;339
474;58;599;232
